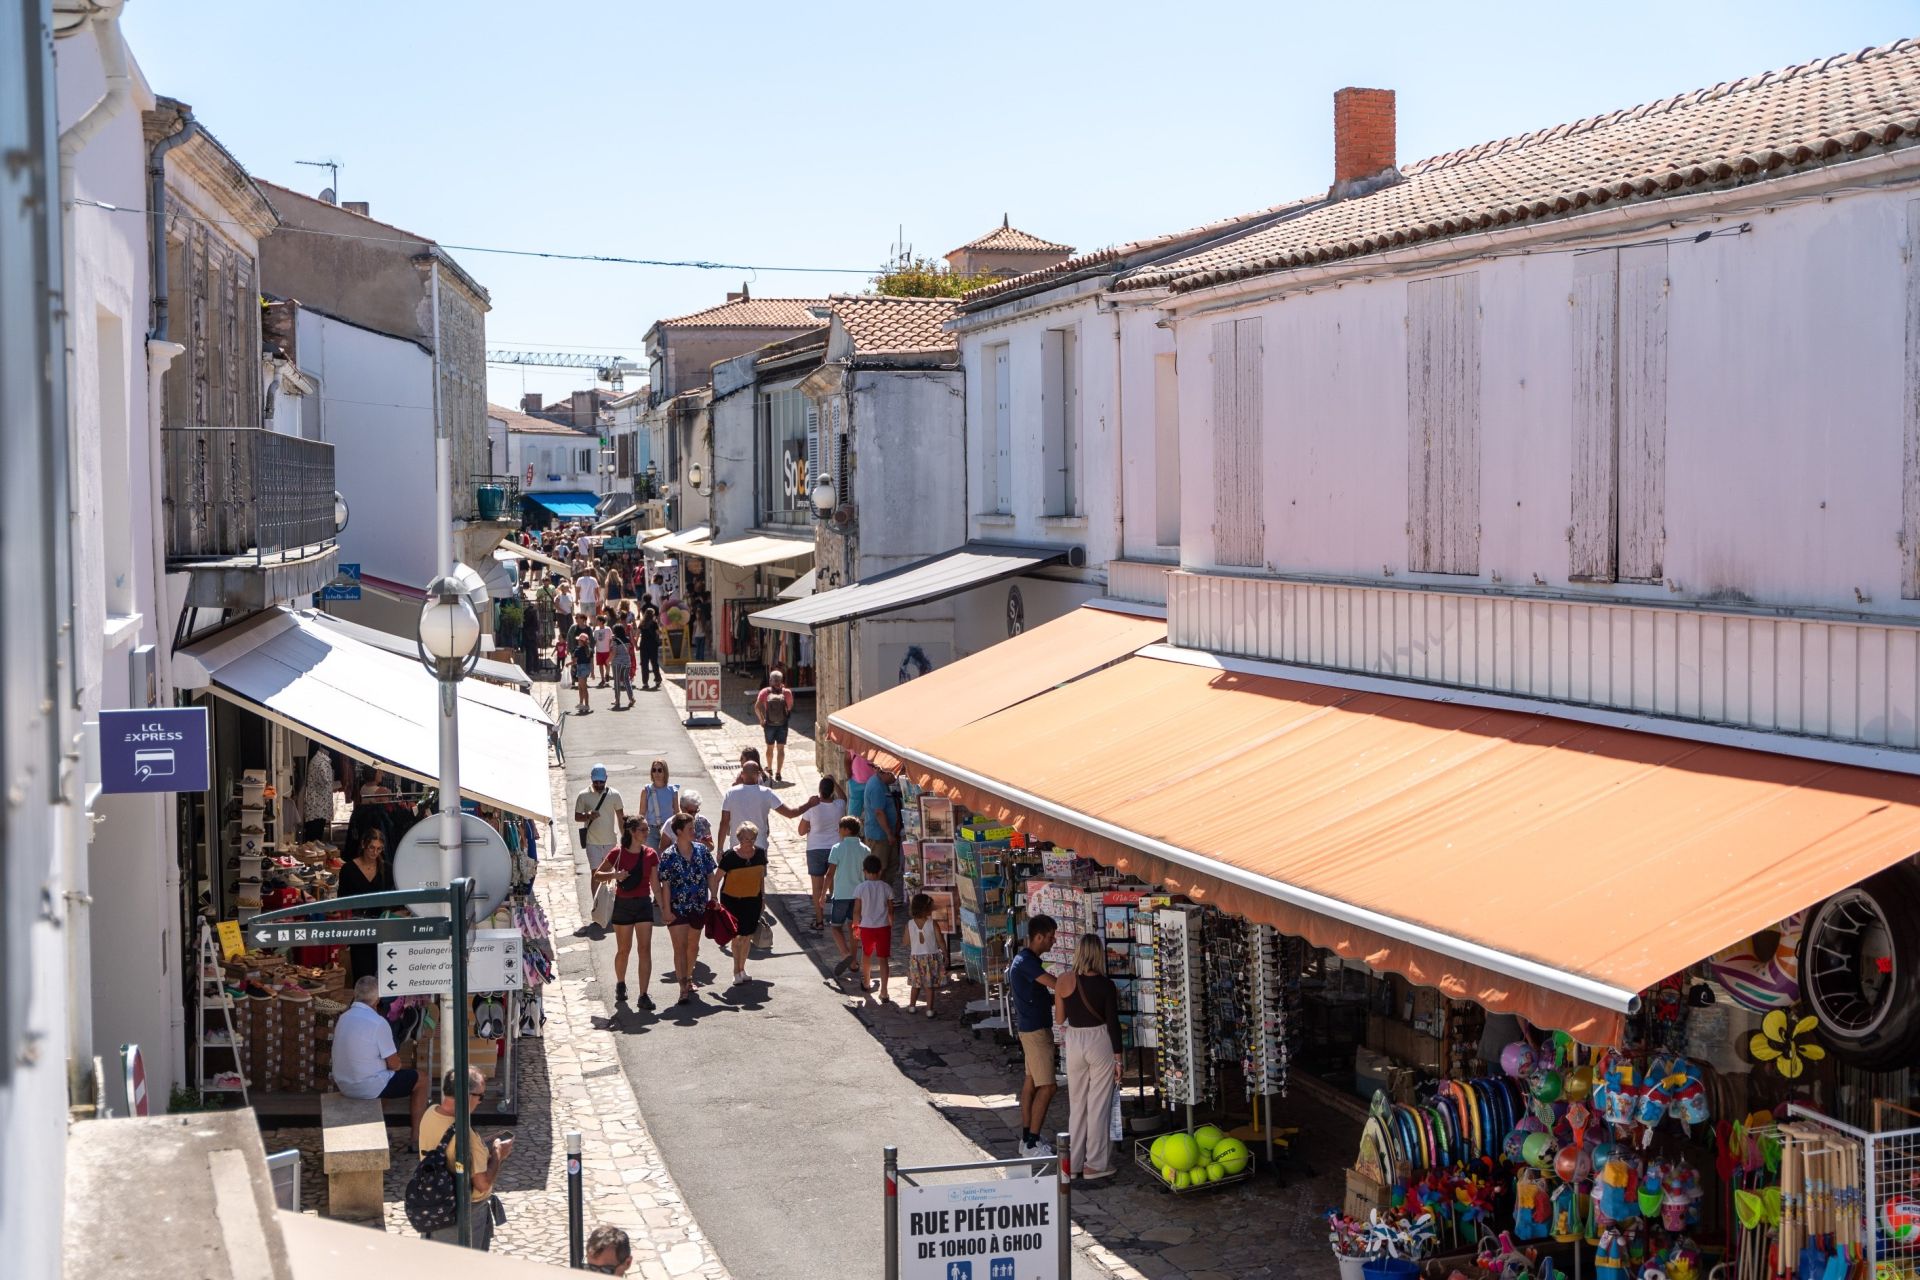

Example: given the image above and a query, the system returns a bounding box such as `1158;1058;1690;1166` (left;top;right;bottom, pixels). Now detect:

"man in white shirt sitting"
332;975;429;1142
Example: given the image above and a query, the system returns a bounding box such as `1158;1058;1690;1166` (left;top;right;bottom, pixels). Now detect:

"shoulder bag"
578;788;610;849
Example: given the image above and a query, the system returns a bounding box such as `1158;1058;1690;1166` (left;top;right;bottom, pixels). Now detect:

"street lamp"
687;461;703;491
416;574;480;1242
810;474;836;519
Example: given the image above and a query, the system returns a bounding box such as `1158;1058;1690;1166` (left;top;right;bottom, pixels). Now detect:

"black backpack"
404;1124;460;1234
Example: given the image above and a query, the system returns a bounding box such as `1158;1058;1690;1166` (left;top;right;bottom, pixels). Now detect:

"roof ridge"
1406;36;1920;178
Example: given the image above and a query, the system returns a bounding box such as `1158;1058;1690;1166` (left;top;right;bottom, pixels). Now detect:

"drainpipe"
1109;303;1125;570
147;111;199;343
56;0;132;1113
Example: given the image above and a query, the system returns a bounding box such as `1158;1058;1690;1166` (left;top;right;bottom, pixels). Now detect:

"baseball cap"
590;763;608;782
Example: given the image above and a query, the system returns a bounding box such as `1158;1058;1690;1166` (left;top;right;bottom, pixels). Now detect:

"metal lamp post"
417;574;481;1241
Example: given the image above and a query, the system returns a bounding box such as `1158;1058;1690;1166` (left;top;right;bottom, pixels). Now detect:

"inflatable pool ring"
1709;913;1803;1011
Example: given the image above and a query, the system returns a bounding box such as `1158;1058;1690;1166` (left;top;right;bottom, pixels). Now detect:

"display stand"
196;923;249;1107
1154;906;1207;1131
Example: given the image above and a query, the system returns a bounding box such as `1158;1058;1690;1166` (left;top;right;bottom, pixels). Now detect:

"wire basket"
1132;1135;1256;1193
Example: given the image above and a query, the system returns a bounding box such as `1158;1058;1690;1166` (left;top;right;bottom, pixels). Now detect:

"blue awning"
526;491;600;519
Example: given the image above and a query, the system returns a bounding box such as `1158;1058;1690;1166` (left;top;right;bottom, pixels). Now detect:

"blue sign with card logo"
99;707;209;794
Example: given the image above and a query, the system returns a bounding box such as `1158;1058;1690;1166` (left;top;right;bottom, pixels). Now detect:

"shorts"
1019;1029;1057;1088
858;925;891;958
763;722;789;746
722;893;763;936
572;660;592;684
828;898;855;926
610;895;654;927
596;651;612;670
910;953;941;989
806;847;832;878
668;910;704;930
377;1068;420;1099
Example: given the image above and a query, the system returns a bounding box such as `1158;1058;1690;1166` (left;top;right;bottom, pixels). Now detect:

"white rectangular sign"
898;1175;1058;1280
377;929;523;997
685;662;722;718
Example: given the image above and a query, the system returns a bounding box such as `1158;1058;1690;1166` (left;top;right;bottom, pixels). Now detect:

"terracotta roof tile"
828;295;960;356
656;297;830;328
949;223;1075;255
1123;38;1920;294
487;403;591;436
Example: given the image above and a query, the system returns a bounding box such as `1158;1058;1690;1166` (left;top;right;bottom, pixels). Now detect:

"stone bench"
320;1091;391;1220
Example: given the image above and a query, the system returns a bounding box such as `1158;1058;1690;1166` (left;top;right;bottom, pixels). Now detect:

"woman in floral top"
656;812;717;1005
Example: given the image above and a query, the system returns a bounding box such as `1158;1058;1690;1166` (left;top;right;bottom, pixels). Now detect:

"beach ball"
1565;1066;1595;1101
1883;1199;1920;1244
1522;1132;1554;1169
1501;1042;1534;1077
1533;1070;1564;1103
1162;1132;1200;1172
1554;1147;1579;1182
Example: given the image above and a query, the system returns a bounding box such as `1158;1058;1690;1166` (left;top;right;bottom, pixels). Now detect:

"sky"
120;0;1917;409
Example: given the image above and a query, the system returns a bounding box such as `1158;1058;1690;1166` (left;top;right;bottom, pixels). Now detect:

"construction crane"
485;349;646;391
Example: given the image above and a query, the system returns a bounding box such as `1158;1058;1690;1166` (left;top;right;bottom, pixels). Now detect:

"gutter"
146;109;199;342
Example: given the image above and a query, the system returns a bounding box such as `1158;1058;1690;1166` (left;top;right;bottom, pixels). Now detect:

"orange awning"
826;603;1164;772
844;648;1920;1043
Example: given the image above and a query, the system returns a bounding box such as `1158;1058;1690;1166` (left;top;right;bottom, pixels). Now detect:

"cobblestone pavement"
668;673;1352;1280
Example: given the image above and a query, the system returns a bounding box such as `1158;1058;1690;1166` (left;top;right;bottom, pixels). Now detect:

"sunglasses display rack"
1241;922;1292;1099
1154;905;1212;1109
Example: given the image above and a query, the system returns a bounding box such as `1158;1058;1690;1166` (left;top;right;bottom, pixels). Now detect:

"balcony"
163;428;340;608
470;473;522;523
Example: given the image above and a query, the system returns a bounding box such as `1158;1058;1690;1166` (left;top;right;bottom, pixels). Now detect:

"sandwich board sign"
684;662;722;726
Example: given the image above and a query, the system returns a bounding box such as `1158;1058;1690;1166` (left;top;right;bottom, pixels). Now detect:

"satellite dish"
319;187;337;206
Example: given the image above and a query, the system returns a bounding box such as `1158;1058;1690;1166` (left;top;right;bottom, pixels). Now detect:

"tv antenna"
296;158;342;203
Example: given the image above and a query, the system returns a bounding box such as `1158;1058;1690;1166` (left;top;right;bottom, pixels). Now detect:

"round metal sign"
393;813;513;919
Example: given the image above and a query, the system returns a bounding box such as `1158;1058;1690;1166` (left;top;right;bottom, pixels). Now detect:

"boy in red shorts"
853;854;894;1004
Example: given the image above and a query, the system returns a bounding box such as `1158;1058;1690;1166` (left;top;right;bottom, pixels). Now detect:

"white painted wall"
1169;186;1920;618
708;371;757;541
849;369;966;575
507;428;596;495
1116;304;1180;562
300;309;437;591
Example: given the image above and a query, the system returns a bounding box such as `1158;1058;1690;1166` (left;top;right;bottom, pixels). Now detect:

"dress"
336;855;395;983
658;841;715;927
718;845;768;935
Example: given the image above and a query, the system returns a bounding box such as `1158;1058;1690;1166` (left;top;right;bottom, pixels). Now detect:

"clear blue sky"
121;0;1915;408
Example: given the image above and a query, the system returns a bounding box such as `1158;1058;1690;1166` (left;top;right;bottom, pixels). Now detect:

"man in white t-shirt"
574;764;627;869
716;758;816;856
332;976;428;1140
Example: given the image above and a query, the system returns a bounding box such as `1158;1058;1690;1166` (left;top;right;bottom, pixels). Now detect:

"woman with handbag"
717;822;769;988
336;827;395;984
656;813;716;1006
591;818;657;1010
639;760;680;851
1054;932;1124;1183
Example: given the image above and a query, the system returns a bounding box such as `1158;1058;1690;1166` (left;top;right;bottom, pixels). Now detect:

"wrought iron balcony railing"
162;428;338;563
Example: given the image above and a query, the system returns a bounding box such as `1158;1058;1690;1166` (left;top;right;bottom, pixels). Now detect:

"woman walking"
1054;932;1123;1183
590;818;657;1009
797;775;845;930
655;813;716;1005
639;760;679;850
676;787;712;846
336;827;395;984
609;615;636;711
718;822;769;987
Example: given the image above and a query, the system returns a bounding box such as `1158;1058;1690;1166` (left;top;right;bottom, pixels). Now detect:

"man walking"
573;764;626;878
754;669;796;784
1008;915;1059;1157
863;764;900;893
716;757;817;859
419;1066;514;1250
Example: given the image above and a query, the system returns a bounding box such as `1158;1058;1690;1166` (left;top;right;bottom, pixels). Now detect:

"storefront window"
757;386;812;527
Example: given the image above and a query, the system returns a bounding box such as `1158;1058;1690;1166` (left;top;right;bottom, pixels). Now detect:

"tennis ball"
1173;1170;1191;1190
1218;1150;1249;1176
1188;1166;1208;1187
1206;1161;1226;1181
1193;1124;1225;1153
1213;1137;1249;1165
1162;1132;1200;1171
1148;1136;1168;1167
1160;1163;1176;1184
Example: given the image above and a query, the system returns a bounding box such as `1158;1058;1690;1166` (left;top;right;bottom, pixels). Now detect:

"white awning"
494;543;573;578
593;502;641;532
684;533;814;569
751;542;1066;634
181;608;552;820
298;610;543;708
778;569;817;600
646;525;710;555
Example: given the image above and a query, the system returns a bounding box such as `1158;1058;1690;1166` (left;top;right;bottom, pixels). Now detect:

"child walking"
853;854;894;1004
906;893;944;1019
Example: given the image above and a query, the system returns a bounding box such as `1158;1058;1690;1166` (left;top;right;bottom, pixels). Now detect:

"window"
1211;317;1263;568
1406;272;1480;575
983;343;1011;514
1571;246;1669;583
1041;327;1079;516
1154;352;1180;547
757;386;811;527
160;211;262;431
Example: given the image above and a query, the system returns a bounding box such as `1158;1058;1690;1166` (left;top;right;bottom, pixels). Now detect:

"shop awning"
827;601;1165;772
299;610;540;704
526;491;599;520
684;533;813;570
180;608;552;821
593;502;641;532
494;543;573;579
750;542;1067;634
646;525;710;555
838;644;1920;1042
778;569;816;600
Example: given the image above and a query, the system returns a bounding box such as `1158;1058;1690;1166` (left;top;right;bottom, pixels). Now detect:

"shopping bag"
590;883;615;929
753;917;774;950
1109;1090;1124;1143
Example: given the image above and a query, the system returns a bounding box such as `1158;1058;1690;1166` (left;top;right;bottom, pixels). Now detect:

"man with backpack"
414;1067;513;1249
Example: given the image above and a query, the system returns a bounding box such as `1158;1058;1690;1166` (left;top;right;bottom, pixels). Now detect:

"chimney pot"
521;393;543;414
343;200;370;217
726;291;744;304
1333;87;1397;188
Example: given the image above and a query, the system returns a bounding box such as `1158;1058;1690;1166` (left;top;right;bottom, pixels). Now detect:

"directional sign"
246;915;452;951
99;707;209;794
378;929;522;997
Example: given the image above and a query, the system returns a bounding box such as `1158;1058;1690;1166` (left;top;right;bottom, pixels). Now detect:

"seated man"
331;975;428;1141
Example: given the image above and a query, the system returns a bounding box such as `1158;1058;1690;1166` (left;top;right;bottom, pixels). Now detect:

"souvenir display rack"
1154;905;1209;1114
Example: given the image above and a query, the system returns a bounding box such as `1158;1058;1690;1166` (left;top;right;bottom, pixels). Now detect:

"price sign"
685;662;722;723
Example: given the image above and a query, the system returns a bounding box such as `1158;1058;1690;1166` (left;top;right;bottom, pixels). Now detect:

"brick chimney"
520;393;543;414
343;200;370;217
1333;87;1398;194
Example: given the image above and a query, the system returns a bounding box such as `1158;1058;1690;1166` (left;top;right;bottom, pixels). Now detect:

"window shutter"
1211;317;1263;568
1406;273;1480;575
835;431;850;506
1569;251;1620;582
1615;244;1668;582
805;404;820;497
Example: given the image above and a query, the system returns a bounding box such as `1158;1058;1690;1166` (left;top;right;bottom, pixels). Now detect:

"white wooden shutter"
1211;317;1264;568
1616;244;1668;582
992;345;1012;513
805;403;820;499
1407;273;1480;574
1570;251;1620;582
